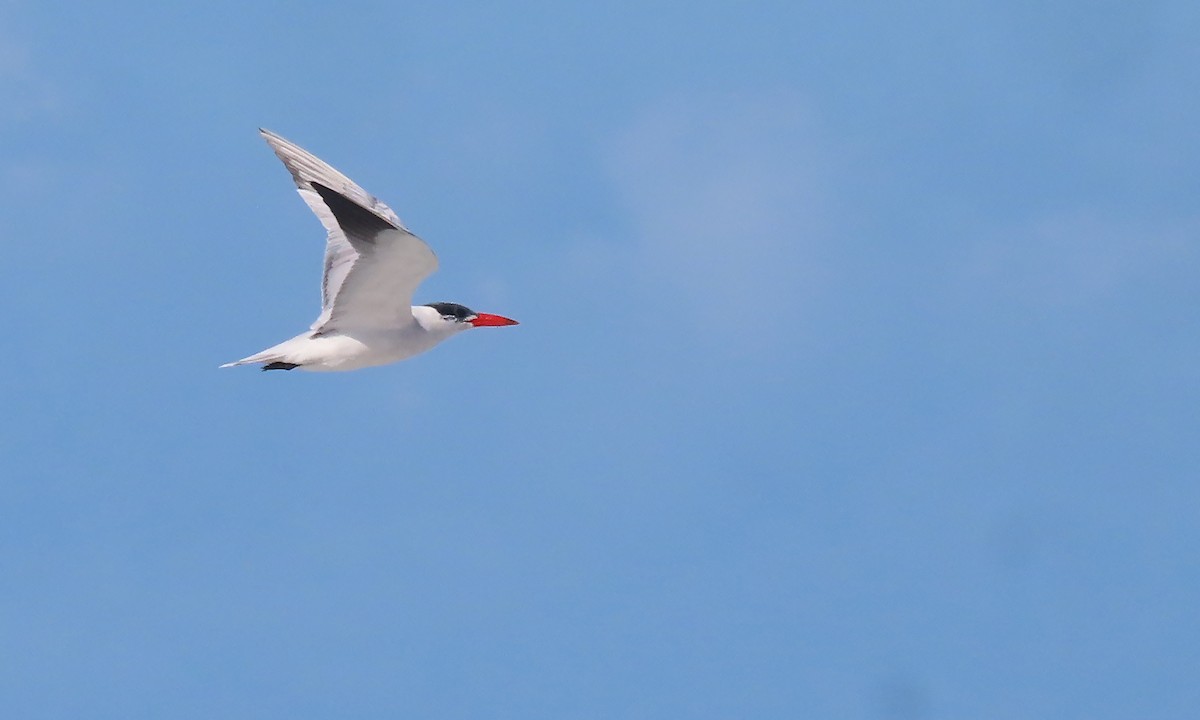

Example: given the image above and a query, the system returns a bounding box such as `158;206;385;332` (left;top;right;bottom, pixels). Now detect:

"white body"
231;306;466;372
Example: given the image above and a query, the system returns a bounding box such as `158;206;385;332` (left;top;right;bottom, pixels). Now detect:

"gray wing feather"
260;129;439;331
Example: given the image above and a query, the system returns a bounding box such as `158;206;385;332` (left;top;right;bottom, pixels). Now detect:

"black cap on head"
424;302;475;321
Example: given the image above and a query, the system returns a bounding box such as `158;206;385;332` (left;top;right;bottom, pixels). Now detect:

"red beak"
469;313;519;327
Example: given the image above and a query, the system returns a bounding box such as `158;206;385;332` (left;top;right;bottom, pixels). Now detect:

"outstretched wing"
260;129;438;332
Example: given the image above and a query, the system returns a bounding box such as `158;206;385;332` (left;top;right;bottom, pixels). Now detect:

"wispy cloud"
957;210;1199;308
606;91;840;350
0;22;59;125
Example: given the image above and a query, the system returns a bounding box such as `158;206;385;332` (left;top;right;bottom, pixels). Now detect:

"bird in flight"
222;129;518;372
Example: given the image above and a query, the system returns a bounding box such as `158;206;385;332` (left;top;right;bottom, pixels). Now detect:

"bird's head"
418;302;519;336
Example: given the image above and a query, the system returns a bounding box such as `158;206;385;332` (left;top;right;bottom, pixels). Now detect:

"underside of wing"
260;129;439;332
261;128;411;232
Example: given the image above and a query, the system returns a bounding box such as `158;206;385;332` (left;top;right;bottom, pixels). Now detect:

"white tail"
219;348;282;368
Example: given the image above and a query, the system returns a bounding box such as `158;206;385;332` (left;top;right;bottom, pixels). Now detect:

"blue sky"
2;1;1198;718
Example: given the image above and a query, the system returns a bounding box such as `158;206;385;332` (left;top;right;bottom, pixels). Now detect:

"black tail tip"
262;362;300;371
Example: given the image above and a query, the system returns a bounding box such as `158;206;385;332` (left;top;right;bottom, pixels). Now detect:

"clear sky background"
2;1;1198;718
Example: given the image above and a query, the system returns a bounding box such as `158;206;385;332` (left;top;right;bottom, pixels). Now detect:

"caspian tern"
221;129;518;372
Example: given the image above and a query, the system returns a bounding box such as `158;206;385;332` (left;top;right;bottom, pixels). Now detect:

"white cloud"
606;91;840;350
